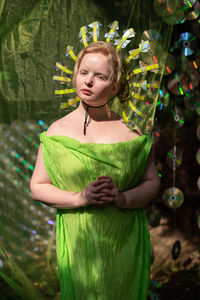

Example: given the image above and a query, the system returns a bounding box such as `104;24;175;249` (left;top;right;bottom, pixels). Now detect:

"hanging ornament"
146;204;161;227
166;145;183;169
184;89;200;112
171;107;185;127
142;29;162;42
157;86;170;110
181;51;200;72
153;0;186;25
163;53;177;75
192;17;200;38
162;187;184;208
155;160;163;179
167;71;198;96
196;125;200;140
152;118;161;142
172;240;181;260
196;148;200;165
185;0;200;20
178;32;197;56
196;211;200;229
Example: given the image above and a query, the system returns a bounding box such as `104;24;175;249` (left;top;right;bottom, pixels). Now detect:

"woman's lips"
81;89;93;95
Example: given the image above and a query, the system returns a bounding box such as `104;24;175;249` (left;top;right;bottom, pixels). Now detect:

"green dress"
40;131;152;300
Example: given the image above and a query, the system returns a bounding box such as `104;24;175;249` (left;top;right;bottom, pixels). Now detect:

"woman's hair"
72;41;121;86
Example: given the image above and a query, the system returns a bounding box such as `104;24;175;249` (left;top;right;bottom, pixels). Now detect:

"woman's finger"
95;182;113;190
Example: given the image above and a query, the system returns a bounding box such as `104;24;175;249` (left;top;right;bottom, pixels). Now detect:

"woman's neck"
76;100;111;122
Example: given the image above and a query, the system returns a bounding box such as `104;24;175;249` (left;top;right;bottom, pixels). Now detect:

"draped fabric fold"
40;132;152;299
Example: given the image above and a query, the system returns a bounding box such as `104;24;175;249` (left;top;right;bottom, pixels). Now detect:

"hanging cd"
197;212;200;229
192;18;200;38
184;90;200;111
163;53;177;76
151;246;155;265
186;69;200;88
140;41;165;66
197;177;200;190
142;29;162;41
146;204;161;227
185;1;200;20
171;107;185;127
166;146;183;169
167;72;198;95
152;118;161;142
196;148;200;165
155;160;163;178
172;240;181;260
178;32;197;56
163;10;184;25
157;86;170;110
153;0;185;22
153;0;168;17
196;105;200;116
196;125;200;140
181;52;200;71
162;187;184;208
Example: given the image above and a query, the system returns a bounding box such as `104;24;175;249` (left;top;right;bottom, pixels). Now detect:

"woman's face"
75;52;116;106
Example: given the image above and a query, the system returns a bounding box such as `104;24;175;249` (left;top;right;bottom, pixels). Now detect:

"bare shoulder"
46;113;75;136
121;119;143;137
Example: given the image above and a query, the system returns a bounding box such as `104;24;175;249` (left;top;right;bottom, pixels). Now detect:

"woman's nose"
85;76;93;87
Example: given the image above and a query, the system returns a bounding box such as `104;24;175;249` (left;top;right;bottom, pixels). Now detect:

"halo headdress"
53;21;160;135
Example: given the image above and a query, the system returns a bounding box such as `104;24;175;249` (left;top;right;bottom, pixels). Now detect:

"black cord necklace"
82;96;115;135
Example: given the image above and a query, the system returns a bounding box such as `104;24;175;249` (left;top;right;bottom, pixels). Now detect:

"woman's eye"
97;75;105;80
80;71;87;75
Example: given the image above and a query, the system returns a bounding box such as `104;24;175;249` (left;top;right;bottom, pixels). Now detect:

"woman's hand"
79;176;116;207
79;175;126;207
98;176;126;206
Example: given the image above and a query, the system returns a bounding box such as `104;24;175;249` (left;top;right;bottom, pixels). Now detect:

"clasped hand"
80;175;126;206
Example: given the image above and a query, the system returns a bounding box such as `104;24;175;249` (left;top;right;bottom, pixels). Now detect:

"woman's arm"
30;140;115;209
114;154;161;209
30;143;82;209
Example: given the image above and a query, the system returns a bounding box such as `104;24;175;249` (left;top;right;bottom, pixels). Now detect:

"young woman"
30;41;160;299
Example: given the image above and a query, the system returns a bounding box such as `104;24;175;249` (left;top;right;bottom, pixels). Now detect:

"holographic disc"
185;1;200;20
162;187;184;208
142;29;162;41
181;52;200;71
146;204;161;227
196;148;200;165
197;176;200;190
172;240;181;260
152;118;161;142
196;126;200;141
166;146;183;169
171;107;185;127
157;86;170;110
140;41;165;66
178;32;197;56
163;11;184;25
192;18;200;38
184;90;200;111
167;72;198;95
163;53;177;76
154;0;186;21
197;212;200;229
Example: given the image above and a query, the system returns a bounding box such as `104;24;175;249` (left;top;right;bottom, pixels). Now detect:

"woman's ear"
111;82;120;95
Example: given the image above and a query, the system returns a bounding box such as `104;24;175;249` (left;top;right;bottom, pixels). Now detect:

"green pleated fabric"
40;131;152;300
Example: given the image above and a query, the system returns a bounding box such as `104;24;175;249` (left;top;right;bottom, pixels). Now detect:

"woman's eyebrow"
95;72;108;77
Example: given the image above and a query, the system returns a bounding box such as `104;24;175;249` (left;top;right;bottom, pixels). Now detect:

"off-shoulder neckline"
42;131;148;146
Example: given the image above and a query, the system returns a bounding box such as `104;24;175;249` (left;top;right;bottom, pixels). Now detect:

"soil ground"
149;216;200;300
